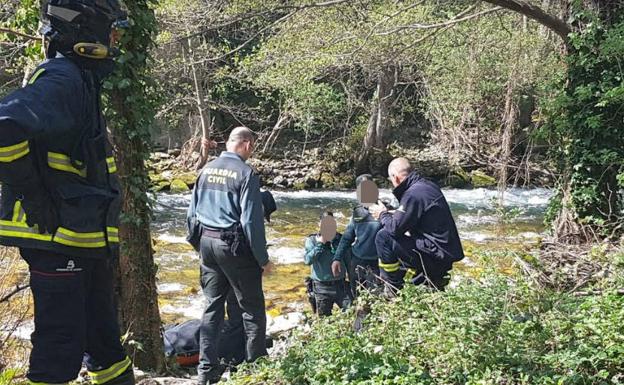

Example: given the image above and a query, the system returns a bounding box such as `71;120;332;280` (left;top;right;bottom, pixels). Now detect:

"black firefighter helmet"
42;0;129;59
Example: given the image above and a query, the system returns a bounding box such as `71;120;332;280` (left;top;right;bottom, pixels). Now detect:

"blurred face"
319;216;337;241
357;180;379;207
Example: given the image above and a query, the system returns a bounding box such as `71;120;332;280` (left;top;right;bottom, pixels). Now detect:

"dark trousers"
20;248;128;385
348;256;380;296
375;229;451;290
198;235;266;379
313;280;351;317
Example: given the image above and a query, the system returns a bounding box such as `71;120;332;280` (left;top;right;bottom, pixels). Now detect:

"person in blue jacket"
333;174;381;295
304;211;350;316
186;127;273;385
0;1;134;385
369;158;464;291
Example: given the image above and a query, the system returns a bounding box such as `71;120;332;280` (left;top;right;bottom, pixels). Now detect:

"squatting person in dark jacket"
304;211;351;316
333;174;381;295
187;127;273;385
0;1;134;385
369;158;464;290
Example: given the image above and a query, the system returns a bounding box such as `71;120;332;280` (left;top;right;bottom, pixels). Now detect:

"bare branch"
198;7;312;64
376;6;503;36
0;27;39;41
480;0;571;41
0;283;30;303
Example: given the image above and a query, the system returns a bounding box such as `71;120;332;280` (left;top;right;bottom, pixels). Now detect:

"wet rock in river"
470;170;497;188
273;175;287;186
170;179;190;193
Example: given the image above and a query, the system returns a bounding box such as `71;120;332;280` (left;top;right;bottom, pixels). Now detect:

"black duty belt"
202;229;223;239
202;227;244;239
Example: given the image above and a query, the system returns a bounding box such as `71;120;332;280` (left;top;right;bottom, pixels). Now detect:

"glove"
18;188;59;234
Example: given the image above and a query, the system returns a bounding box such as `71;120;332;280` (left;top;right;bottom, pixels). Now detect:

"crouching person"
303;211;351;316
370;158;464;291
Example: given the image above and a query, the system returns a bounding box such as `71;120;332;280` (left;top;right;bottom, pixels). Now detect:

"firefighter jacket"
0;57;121;259
379;172;464;264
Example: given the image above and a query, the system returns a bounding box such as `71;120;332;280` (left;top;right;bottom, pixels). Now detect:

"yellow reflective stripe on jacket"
379;262;400;273
107;226;119;243
47;152;87;177
53;227;106;248
0;141;30;162
106;157;117;173
0;220;53;241
12;200;26;223
88;356;131;384
28;68;46;85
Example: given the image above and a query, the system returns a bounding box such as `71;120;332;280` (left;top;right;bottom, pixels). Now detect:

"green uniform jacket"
304;233;345;282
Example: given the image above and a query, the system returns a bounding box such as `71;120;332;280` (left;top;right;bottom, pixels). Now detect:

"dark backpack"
163;318;246;367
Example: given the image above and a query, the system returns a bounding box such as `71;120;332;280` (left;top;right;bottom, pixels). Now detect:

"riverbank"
147;146;555;193
227;244;624;385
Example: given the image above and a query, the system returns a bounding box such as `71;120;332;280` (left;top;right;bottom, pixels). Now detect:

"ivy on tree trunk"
103;0;164;371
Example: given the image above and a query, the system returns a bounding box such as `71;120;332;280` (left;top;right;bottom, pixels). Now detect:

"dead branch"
0;27;39;41
573;289;624;297
376;7;503;35
0;283;29;303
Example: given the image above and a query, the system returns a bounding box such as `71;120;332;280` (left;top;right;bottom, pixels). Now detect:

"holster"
219;225;246;256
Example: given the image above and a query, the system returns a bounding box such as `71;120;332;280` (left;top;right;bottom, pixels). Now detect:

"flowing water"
152;188;552;325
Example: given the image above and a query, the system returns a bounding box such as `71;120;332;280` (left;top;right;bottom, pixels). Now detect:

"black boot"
103;367;135;385
197;365;225;385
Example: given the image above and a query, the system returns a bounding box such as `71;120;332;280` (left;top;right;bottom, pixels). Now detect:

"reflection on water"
152;188;552;321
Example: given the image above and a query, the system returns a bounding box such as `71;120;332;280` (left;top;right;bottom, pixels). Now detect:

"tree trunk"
357;66;396;173
262;111;290;154
184;36;212;169
106;0;164;371
110;98;164;371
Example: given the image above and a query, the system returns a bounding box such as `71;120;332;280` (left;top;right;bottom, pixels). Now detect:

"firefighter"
0;1;133;384
369;158;464;291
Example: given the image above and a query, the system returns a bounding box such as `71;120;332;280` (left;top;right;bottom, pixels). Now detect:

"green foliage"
104;0;160;224
490;197;524;225
232;269;624;385
284;81;346;135
541;7;624;235
0;0;42;97
0;368;25;385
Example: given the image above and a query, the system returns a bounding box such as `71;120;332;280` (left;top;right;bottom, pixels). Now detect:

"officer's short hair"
228;126;256;145
319;210;333;220
388;157;413;177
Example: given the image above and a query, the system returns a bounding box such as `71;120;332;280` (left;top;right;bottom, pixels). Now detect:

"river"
152;187;552;326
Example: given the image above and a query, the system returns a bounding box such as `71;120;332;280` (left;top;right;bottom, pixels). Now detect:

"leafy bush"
232;270;624;385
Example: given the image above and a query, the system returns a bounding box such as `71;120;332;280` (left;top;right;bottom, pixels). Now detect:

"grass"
230;247;624;385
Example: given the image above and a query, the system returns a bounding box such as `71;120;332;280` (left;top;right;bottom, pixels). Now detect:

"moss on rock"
470;170;497;188
170;179;190;193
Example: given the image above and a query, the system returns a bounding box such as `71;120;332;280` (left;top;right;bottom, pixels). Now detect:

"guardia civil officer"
369;158;464;291
0;1;133;385
187;127;273;385
333;174;382;295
